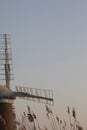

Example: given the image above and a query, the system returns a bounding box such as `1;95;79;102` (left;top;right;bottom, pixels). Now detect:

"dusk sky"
0;0;87;129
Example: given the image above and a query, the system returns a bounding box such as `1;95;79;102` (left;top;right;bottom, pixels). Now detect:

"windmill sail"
15;86;53;105
0;34;14;88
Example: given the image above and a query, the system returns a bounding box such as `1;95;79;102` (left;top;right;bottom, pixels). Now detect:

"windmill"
0;34;53;130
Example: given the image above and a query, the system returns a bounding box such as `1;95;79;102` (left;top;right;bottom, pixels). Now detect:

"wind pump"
0;34;53;130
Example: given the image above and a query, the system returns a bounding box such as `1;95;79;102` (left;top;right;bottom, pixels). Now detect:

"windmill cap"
0;85;15;103
0;85;11;95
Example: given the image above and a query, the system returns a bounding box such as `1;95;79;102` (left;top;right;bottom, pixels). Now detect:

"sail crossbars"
0;34;14;83
15;86;53;105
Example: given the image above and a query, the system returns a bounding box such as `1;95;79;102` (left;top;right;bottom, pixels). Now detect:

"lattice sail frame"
15;86;53;105
0;34;14;87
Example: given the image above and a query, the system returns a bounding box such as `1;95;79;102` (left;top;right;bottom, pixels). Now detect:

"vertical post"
5;34;10;88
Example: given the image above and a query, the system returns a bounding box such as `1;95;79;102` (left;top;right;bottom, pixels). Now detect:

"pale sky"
0;0;87;129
